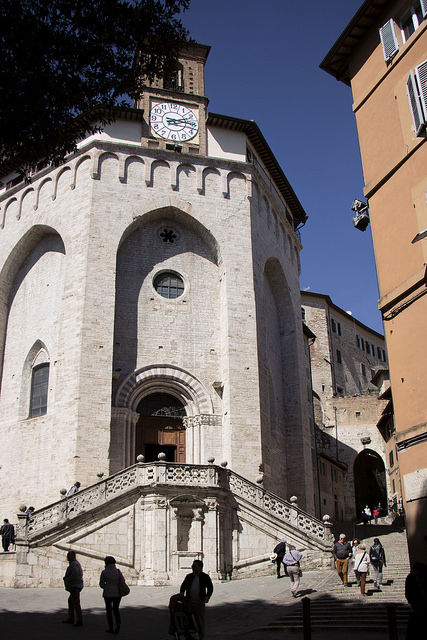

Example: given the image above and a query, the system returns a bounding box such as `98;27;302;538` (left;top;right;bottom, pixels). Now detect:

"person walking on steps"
273;539;287;578
332;533;353;586
282;546;302;598
369;537;386;590
351;538;361;585
354;543;370;596
1;518;15;552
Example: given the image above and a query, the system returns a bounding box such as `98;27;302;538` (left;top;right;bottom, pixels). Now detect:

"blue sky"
181;0;384;334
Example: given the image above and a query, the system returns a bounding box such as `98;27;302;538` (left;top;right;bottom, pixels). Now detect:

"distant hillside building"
301;292;390;521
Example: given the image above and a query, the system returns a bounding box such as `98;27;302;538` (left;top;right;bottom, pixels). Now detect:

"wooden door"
135;415;185;462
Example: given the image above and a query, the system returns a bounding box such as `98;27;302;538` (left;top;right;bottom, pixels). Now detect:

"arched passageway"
354;449;387;517
136;392;186;462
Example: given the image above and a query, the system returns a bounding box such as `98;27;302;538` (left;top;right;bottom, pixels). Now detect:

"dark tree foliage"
0;0;189;177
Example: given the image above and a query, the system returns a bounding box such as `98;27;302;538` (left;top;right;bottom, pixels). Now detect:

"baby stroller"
168;593;200;640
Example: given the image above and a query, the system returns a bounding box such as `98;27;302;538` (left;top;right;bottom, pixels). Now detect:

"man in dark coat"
273;539;287;578
405;562;427;639
1;518;15;551
63;550;84;626
180;560;213;639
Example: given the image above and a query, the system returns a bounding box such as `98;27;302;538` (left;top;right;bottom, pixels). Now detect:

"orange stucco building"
321;0;427;565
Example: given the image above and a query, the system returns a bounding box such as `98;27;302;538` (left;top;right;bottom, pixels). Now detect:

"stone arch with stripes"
114;364;213;416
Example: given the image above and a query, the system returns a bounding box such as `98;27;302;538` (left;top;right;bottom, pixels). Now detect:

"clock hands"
165;116;197;128
150;103;199;141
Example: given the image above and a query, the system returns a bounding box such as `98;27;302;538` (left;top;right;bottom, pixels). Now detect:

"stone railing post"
157;453;167;483
16;508;28;545
15;509;30;568
96;472;106;504
289;496;299;529
322;514;334;543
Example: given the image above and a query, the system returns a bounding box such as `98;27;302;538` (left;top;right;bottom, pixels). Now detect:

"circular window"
153;272;184;299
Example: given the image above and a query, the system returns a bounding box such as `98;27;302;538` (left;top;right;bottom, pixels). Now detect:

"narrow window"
336;349;342;364
401;1;427;42
331;319;337;333
361;363;366;377
29;363;49;417
357;335;361;348
389;449;394;468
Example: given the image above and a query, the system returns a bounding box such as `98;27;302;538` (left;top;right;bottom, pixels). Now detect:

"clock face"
150;102;199;142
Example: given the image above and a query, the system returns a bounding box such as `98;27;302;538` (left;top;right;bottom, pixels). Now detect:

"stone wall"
0;130;310;518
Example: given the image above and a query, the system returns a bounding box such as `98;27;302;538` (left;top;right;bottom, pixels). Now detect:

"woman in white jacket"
353;543;370;595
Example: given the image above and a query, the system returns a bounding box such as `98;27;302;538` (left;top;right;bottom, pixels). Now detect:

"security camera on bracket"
351;198;370;231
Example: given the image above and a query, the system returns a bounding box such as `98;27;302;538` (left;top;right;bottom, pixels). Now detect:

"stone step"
263;602;411;632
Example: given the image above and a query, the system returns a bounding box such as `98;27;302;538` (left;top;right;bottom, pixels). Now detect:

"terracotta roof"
301;290;385;339
320;0;389;85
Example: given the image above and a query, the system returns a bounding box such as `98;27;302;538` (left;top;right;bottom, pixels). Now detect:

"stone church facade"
0;45;331;585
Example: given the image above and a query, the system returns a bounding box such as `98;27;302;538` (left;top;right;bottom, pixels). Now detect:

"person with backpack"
369;537;386;590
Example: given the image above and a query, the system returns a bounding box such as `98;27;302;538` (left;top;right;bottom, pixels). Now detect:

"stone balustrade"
18;462;332;546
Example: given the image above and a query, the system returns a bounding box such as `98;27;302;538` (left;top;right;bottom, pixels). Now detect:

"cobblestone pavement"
0;565;409;640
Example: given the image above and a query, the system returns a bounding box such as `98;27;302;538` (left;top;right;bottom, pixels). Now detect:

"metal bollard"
387;604;398;640
302;596;311;640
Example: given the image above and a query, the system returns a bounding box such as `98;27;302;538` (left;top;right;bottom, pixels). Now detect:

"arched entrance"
354;449;387;517
136;393;186;462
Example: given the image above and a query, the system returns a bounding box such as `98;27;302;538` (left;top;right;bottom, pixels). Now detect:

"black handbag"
118;572;130;597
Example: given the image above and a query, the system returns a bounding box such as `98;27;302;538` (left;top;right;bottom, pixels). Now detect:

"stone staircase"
253;521;412;635
3;461;334;587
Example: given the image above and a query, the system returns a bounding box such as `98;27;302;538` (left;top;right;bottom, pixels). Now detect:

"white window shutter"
379;19;399;61
406;71;425;136
415;60;427;120
420;0;427;18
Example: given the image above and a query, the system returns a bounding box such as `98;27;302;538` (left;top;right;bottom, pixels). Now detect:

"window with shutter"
406;61;427;136
401;2;427;41
415;60;427;118
379;19;399;61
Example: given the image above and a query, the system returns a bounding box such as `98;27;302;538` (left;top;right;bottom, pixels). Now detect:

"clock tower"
136;43;210;155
